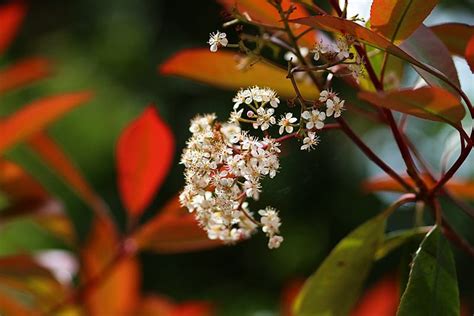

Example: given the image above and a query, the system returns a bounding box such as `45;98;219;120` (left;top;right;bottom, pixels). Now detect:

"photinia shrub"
159;0;474;314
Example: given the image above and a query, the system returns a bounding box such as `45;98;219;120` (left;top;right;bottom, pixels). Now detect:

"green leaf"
0;218;69;256
370;0;438;43
293;213;386;316
358;87;465;126
375;227;431;260
397;227;460;316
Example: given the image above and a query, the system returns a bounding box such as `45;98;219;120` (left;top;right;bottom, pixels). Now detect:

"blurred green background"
1;0;473;314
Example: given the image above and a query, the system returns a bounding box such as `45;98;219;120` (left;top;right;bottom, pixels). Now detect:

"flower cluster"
181;84;346;248
297;89;345;151
180;113;283;248
311;36;364;81
311;36;352;62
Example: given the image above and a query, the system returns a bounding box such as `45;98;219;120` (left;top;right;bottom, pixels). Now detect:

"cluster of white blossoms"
180;85;346;248
208;30;228;52
311;36;364;81
180;112;283;249
311;36;352;62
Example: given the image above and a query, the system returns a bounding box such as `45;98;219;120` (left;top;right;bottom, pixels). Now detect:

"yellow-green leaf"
293;214;386;316
375;227;431;260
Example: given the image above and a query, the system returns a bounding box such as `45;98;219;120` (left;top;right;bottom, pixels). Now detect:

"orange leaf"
370;0;437;43
0;293;33;316
0;255;68;312
362;174;474;201
27;132;106;215
116;106;175;218
160;49;319;99
81;216;140;316
350;275;399;316
465;35;474;73
358;87;464;125
0;159;47;203
171;302;215;316
0;58;51;94
217;0;316;47
0;0;26;55
132;195;222;254
431;23;474;57
0;91;93;153
138;295;214;316
291;16;460;91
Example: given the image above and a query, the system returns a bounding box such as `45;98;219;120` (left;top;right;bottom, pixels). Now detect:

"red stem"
337;117;414;192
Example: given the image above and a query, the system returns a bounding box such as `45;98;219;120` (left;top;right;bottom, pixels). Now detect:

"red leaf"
465;35;474;73
431;23;474;57
132;195;222;254
0;57;51;94
290;16;460;91
81;216;140;316
0;91;93;153
358;87;464;125
0;0;26;55
350;275;399;316
0;159;47;204
160;49;319;99
172;302;214;316
27;132;107;215
370;0;437;43
217;0;316;47
280;279;305;316
138;295;214;316
400;25;460;93
116;106;175;218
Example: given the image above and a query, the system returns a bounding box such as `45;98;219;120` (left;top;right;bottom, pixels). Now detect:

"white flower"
301;109;325;130
229;109;243;123
208;30;228;52
278;112;297;135
300;132;320;151
259;207;281;235
318;89;335;103
268;235;283;249
234;86;279;109
311;40;329;61
263;89;280;108
253;107;276;131
233;89;249;109
335;38;350;60
326;96;345;118
250;86;263;102
221;122;241;140
244;179;261;200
